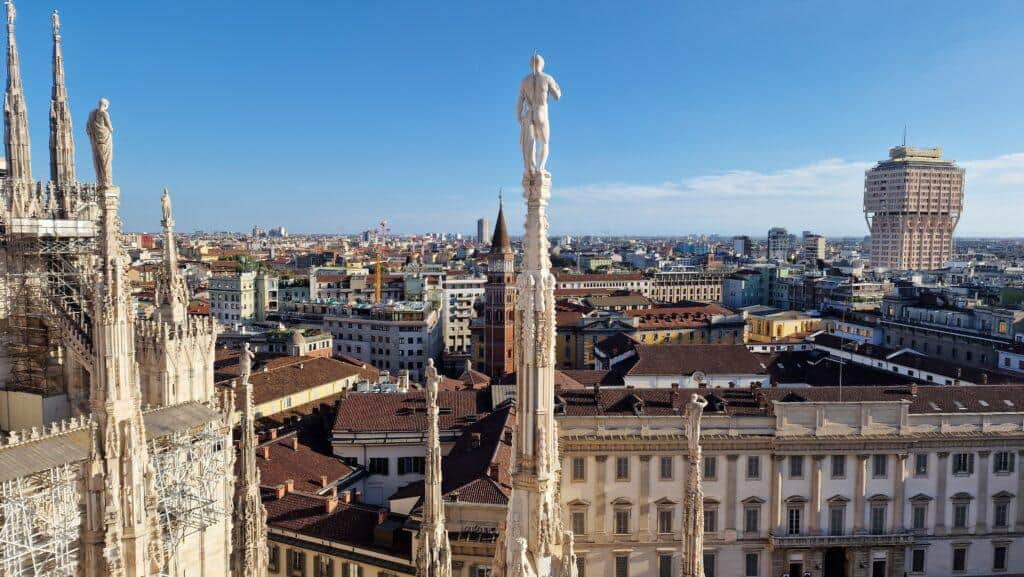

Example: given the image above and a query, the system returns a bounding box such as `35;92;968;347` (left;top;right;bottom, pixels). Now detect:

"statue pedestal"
522;171;552;201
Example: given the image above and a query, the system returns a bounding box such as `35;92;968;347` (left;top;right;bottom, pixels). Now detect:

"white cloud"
548;153;1024;237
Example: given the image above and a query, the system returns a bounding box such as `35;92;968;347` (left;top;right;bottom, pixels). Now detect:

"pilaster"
854;454;868;533
976;450;990;534
724;455;738;538
810;455;824;535
935;452;948;536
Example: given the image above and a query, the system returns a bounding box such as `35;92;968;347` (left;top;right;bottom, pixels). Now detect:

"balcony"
769;531;914;549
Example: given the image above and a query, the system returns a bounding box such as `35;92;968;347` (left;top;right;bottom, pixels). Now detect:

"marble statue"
161;188;172;223
240;342;255;383
86;98;113;187
517;52;561;175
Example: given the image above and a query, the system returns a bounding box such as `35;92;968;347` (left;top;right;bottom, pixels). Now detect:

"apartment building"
324;300;442;382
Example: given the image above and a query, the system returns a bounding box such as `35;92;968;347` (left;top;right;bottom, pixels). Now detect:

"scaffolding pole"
0;463;82;577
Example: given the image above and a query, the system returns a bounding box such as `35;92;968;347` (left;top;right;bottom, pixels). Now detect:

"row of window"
910;543;1009;573
602;551;762;577
569;451;1016;484
367;456;426;476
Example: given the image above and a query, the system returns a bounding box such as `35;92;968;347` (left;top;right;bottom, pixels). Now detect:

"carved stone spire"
681;394;708;577
417;359;452;577
49;9;75;188
499;53;574;577
4;0;32;217
155;188;188;324
81;105;166;577
232;343;268;577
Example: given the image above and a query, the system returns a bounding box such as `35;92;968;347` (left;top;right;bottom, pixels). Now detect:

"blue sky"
9;1;1024;236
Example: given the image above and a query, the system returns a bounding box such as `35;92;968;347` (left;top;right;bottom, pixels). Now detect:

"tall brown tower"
480;201;516;379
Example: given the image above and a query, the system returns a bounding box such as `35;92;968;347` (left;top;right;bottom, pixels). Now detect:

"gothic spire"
81;101;166;577
49;9;75;188
4;0;30;184
490;196;513;255
156;188;188;323
232;343;268;577
417;359;452;577
499;52;574;577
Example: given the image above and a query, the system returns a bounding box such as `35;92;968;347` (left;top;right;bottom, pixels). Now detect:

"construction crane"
374;219;390;304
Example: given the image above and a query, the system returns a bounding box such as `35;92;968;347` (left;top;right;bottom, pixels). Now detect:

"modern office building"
864;146;964;270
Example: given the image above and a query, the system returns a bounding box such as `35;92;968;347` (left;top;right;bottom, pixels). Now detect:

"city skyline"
5;1;1024;236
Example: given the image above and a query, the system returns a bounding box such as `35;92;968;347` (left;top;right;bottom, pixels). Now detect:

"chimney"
284;479;295;493
290;437;299;451
450;491;460;502
471;433;482;449
330;487;338;498
353;490;362;503
377;510;388;525
325;496;339;514
909;383;919;397
320;475;329;489
275;484;287;499
269;428;278;440
340;490;352;504
298;363;304;370
260;446;270;460
489;463;500;480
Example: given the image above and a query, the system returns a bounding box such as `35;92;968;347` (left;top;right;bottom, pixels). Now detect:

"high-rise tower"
864;146;964;270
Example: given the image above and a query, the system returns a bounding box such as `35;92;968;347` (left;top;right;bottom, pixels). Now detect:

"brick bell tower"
480;197;516;379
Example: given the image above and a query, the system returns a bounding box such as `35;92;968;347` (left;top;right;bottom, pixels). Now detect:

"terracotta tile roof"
391;405;515;507
811;334;1023;384
627;303;735;330
558;370;624;387
457;365;491;388
555;272;645;282
332;389;492;433
217;356;377;406
594;333;640;359
256;431;355;495
214;351;311;383
627;344;767;376
558;385;1024;418
264;491;409;556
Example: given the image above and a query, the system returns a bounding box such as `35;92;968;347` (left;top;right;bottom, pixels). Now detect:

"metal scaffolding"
0;463;82;577
150;422;230;554
0;183;99;395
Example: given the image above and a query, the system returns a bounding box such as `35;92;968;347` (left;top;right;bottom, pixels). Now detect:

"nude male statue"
517;53;561;175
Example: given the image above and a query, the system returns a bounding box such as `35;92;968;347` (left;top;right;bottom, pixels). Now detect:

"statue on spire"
161;187;173;224
417;359;452;577
517;52;560;176
87;98;114;187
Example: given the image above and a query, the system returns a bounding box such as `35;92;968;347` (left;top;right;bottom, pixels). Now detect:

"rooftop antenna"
902;124;908;147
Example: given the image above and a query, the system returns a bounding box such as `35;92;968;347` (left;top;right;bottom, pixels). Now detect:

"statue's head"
98;98;109;111
530;52;544;73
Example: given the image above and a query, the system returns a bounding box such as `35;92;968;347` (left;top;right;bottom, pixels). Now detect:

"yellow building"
744;306;822;343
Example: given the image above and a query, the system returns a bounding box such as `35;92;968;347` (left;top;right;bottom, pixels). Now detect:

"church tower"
135;189;218;407
479;198;516;379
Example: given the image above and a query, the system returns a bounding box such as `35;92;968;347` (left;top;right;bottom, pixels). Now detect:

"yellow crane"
374;219;389;303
